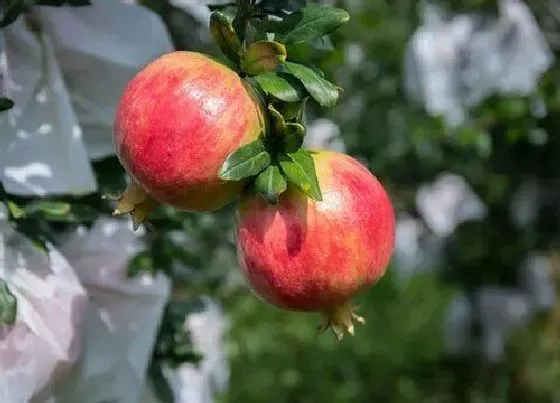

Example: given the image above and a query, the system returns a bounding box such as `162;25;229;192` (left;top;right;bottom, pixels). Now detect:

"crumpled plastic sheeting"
0;221;88;403
163;297;230;403
0;0;173;196
0;18;97;196
415;173;487;237
0;214;170;403
40;1;174;160
53;218;171;403
405;0;553;126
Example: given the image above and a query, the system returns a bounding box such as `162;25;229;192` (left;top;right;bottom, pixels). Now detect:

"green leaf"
279;148;322;201
309;35;335;52
210;11;243;64
0;280;17;325
282;123;305;153
219;139;271;181
7;200;25;219
241;41;287;75
254;165;288;204
268;104;288;134
22;201;98;223
24;201;71;217
248;19;269;42
285;36;335;62
0;97;14;112
284;62;341;108
8;200;98;222
273;98;308;121
254;72;307;102
267;105;305;152
261;18;285;33
275;5;350;45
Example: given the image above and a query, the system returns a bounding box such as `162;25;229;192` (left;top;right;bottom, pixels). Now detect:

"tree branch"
233;0;251;43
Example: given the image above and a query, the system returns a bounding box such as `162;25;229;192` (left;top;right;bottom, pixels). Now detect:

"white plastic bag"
0;17;97;196
0;220;88;403
163;297;230;403
53;218;171;403
415;173;487;237
39;0;174;160
0;0;174;196
0;214;171;403
405;0;552;126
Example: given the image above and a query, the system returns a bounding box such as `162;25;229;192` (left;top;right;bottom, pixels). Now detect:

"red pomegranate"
235;150;395;340
113;51;265;212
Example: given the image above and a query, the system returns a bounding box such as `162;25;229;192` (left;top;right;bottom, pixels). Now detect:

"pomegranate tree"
110;1;395;340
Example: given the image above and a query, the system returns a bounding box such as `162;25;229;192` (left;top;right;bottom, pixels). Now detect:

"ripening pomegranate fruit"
235;150;395;340
113;51;265;214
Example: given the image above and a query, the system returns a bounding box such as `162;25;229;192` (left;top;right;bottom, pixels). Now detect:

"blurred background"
1;0;559;402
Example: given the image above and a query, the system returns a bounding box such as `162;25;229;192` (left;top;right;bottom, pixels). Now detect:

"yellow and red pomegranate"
235;150;395;339
113;51;265;212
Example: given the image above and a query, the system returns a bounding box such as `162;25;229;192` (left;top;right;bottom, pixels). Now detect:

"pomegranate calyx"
317;303;366;341
107;180;157;230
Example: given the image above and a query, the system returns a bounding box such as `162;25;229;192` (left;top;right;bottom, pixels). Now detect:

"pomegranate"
235;150;395;340
113;51;265;215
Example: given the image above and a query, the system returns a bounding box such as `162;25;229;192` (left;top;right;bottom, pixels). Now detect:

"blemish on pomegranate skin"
286;221;303;256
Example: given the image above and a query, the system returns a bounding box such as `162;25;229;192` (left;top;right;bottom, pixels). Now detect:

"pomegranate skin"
235;150;396;313
114;51;264;212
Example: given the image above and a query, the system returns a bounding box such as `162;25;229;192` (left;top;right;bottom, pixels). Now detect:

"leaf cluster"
210;1;350;204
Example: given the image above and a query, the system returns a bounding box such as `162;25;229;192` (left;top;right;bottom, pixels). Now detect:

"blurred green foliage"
221;273;457;403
